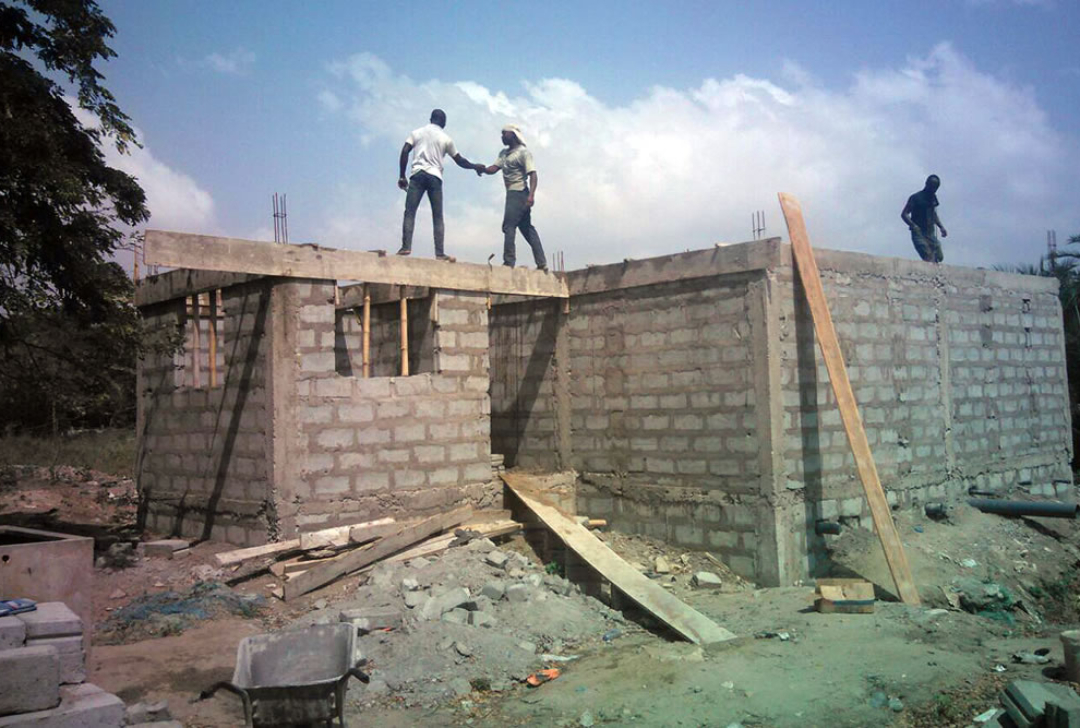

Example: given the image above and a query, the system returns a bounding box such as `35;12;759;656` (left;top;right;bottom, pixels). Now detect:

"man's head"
430;109;447;128
501;124;525;147
925;174;940;193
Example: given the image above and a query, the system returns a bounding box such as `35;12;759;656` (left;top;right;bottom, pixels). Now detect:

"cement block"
143;540;189;559
0;683;124;727
0;616;26;650
338;608;402;633
28;636;84;684
505;584;530;603
480;581;506;601
17;603;82;639
0;645;60;715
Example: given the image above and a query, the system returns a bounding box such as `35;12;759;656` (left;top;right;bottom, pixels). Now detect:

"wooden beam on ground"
778;193;920;606
502;473;737;645
297;516;396;551
143;230;569;298
283;506;472;600
135;268;263;307
215;539;300;566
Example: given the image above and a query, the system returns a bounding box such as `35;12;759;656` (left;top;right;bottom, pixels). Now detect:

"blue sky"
93;0;1079;271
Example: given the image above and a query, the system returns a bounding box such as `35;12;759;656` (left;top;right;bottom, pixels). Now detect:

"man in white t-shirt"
397;109;483;259
477;124;547;271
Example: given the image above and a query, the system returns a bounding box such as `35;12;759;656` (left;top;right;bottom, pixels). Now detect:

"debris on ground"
99;582;266;643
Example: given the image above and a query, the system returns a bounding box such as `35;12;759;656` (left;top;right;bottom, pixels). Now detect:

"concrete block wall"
279;283;495;535
136;280;274;544
491;259;771;580
490;240;1073;586
774;249;1073;574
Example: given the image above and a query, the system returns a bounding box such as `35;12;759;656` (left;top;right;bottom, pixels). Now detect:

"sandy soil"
6;463;1080;727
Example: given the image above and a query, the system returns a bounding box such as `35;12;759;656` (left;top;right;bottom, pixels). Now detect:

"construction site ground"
4;461;1080;727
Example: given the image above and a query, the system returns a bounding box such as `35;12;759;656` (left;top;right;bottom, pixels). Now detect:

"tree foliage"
0;0;151;431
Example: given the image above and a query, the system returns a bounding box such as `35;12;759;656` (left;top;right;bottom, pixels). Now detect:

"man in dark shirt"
901;175;948;263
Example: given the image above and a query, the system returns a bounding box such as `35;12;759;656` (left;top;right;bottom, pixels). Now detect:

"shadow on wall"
137;282;273;543
492;299;562;469
794;276;827;577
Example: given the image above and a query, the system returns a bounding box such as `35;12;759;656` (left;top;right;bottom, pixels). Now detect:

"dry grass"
0;428;135;478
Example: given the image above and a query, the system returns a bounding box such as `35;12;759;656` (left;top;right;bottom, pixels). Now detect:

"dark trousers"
502;189;546;268
401;171;444;256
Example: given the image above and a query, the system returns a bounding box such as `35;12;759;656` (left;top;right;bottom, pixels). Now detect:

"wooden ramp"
503;473;737;645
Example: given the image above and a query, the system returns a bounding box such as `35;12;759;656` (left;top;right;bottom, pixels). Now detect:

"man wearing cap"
901;174;948;263
397;109;484;260
478;125;548;271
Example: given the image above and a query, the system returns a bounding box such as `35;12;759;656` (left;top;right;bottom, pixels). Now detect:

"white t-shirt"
405;124;458;180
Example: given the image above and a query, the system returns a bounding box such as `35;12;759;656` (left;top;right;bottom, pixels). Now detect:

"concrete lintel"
143;230;569;298
337;283;430;309
777;244;1060;293
135;269;264;307
567;238;782;297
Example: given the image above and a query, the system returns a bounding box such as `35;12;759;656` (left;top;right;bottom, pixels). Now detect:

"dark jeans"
502;190;546;268
402;171;444;256
910;226;943;263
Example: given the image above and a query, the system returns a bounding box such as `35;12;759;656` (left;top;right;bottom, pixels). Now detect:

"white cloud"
71;105;216;233
203;48;256;76
317;44;1076;270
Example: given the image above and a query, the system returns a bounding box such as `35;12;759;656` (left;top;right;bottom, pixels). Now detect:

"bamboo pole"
191;295;201;388
399;285;409;376
362;285;371;378
208;290;218;388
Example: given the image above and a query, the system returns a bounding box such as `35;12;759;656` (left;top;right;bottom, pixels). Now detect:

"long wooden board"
215;539;300;566
778;193;920;605
299;516;396;551
143;230;568;299
503;474;736;645
283;506;472;600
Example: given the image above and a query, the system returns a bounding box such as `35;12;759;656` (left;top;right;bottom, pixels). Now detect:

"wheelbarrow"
199;623;369;727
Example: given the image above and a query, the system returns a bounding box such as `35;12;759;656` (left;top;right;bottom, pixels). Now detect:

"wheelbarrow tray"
203;623;367;727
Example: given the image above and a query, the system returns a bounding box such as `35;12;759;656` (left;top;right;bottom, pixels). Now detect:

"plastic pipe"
967;498;1079;519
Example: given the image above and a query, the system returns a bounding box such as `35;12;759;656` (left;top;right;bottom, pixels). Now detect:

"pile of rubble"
292;536;630;707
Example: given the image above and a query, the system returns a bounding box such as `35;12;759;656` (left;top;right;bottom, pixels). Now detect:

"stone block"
0;645;60;715
17;603;82;639
469;611;497;628
419;588;470;621
484;551;509;569
505;584;530;603
480;581;506;601
441;608;470;625
0;683;124;728
143;540;189;559
339;608;402;633
28;636;84;684
0;616;26;650
691;572;723;589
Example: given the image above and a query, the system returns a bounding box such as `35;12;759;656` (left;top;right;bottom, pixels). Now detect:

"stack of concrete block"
0;602;124;727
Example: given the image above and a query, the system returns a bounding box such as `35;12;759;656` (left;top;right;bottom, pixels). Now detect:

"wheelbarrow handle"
199;681;254;728
347;667;370;684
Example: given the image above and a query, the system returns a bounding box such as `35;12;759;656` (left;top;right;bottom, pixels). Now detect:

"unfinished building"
135;231;1073;586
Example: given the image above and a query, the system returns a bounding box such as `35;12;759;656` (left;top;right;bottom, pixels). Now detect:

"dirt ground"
5;463;1080;727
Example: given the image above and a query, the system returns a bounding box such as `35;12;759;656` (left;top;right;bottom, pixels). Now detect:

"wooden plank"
502;474;737;645
283;506;472;600
215;539;300;566
298;516;396;551
143;230;569;298
778;193;920;606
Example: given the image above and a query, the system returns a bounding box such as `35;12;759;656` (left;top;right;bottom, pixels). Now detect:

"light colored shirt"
494;146;535;192
405;124;458;180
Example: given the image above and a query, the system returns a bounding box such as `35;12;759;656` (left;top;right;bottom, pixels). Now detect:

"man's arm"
451;153;484;173
477;163;501;176
900;198;914;228
934;209;947;238
398;143;413;190
526;171;538;207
